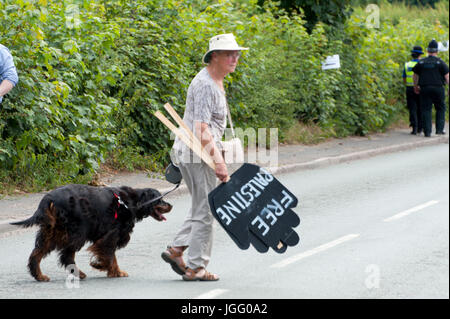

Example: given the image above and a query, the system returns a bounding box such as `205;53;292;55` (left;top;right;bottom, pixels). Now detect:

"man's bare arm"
195;122;229;182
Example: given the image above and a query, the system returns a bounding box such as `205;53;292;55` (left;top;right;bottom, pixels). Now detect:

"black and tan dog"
11;184;172;282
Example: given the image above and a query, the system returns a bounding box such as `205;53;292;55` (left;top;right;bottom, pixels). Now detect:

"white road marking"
383;200;439;222
270;234;360;269
194;288;229;299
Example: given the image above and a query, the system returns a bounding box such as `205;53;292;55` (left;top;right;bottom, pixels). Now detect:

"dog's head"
137;188;172;221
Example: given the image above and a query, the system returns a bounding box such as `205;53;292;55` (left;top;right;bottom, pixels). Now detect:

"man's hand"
215;162;229;183
413;73;420;95
445;73;449;97
195;121;230;182
0;79;15;98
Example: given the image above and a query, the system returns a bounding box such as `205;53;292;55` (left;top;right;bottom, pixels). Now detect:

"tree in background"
257;0;353;32
350;0;441;7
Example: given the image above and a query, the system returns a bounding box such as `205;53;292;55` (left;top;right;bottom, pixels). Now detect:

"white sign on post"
322;54;341;70
438;41;449;52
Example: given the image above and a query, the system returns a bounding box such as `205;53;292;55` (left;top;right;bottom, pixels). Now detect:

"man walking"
0;44;19;104
413;39;449;137
403;45;423;135
162;33;248;281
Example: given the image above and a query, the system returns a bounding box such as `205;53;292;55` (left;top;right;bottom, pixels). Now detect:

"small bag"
221;137;244;164
221;102;244;164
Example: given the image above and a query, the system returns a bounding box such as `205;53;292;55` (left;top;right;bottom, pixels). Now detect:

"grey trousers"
171;158;217;269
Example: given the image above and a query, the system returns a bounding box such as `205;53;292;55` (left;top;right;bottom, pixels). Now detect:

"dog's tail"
10;215;39;228
10;197;53;228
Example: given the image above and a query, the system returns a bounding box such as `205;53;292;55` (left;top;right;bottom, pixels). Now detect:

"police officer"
412;39;450;137
403;45;423;135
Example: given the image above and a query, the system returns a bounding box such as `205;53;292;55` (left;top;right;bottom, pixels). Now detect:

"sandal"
161;246;187;275
182;267;219;281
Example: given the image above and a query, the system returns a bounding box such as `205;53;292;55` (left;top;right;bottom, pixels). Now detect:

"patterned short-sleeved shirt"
172;68;227;162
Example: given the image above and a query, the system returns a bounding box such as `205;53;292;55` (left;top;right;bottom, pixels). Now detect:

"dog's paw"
107;270;128;278
36;275;50;282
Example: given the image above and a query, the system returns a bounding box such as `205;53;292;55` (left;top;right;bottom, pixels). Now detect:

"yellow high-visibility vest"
404;61;418;86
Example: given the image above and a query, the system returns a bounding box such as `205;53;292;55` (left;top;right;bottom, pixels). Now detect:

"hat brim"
202;47;249;64
411;50;424;54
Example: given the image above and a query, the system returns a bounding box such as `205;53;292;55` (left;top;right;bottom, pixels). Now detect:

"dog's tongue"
155;210;167;221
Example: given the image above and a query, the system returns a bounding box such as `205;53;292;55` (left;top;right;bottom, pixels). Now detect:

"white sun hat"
202;33;249;64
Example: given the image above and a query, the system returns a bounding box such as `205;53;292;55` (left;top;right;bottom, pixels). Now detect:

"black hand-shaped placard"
208;163;300;253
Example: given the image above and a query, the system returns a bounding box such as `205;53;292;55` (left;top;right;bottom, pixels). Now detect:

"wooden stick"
154;111;216;170
163;103;214;170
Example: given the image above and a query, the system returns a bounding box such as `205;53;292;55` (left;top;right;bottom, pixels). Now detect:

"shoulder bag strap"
225;101;236;138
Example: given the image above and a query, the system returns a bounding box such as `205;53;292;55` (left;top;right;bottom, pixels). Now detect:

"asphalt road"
0;143;448;299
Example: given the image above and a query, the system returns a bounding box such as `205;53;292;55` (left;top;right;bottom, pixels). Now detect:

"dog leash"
113;162;182;215
139;182;181;208
138;161;183;207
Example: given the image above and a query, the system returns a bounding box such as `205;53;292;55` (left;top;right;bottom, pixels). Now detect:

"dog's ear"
142;188;160;201
118;186;138;202
133;189;149;200
136;189;146;201
136;189;162;209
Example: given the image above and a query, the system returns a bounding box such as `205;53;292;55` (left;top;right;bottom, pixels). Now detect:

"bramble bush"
1;0;122;191
0;0;448;193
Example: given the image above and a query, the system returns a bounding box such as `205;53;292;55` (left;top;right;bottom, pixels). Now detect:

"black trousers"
406;86;422;133
420;86;446;135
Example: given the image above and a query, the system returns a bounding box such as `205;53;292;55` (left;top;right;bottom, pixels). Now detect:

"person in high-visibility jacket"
402;45;423;135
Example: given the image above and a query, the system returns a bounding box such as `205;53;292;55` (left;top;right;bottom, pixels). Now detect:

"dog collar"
113;193;128;219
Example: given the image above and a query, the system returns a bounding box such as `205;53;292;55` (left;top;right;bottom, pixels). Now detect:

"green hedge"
0;0;448;191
